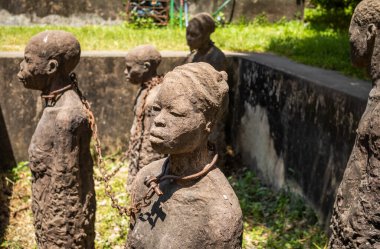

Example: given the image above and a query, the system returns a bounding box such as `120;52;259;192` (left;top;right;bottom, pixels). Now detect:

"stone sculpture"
127;62;243;249
185;12;227;72
185;13;228;169
17;30;95;249
329;1;380;248
124;45;165;189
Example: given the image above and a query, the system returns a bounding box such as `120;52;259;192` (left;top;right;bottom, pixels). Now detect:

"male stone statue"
185;12;227;72
329;1;380;248
124;45;164;189
127;62;243;248
17;30;95;249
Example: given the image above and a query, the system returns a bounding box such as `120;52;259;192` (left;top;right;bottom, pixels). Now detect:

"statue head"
149;62;228;155
186;13;215;51
349;0;380;78
17;30;81;91
124;45;162;85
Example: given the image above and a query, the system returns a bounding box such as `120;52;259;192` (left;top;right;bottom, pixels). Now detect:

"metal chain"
106;76;163;180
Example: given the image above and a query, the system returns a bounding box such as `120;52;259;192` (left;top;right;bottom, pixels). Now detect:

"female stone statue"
185;13;227;72
127;62;242;248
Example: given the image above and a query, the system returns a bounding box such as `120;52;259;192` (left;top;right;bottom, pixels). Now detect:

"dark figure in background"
127;63;242;249
185;12;227;72
186;13;228;169
124;45;164;189
17;31;95;249
329;1;380;248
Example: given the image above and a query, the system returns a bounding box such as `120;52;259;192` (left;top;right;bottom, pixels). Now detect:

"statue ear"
367;24;377;41
205;121;212;133
46;59;58;75
144;61;151;70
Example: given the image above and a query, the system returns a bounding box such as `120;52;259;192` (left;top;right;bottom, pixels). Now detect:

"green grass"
1;160;328;248
0;20;368;80
230;170;328;249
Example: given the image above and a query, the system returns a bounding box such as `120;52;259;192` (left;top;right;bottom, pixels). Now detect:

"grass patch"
1;160;327;248
230;170;328;249
0;20;368;80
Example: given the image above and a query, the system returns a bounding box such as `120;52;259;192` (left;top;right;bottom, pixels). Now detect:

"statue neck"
168;142;212;177
371;34;380;87
42;73;72;95
197;40;213;54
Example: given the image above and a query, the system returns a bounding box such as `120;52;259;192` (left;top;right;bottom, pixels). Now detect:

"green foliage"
307;0;361;29
230;170;328;249
310;0;360;11
125;11;157;29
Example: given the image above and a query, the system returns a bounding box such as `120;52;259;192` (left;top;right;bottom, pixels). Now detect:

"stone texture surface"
227;53;370;227
124;45;165;188
17;31;96;249
0;0;122;19
329;1;380;247
127;62;243;248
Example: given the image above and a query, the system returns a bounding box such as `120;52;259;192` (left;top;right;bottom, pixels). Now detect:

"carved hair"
26;30;81;74
189;12;216;35
353;0;380;26
163;62;228;122
126;45;162;69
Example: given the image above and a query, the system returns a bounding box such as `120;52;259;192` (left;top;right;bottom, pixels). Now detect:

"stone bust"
124;45;165;189
329;1;380;248
185;12;227;72
126;62;243;249
17;30;95;249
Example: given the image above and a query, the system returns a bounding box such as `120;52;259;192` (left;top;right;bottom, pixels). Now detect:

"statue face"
17;45;50;90
124;59;149;85
186;22;209;50
349;18;372;68
149;81;208;154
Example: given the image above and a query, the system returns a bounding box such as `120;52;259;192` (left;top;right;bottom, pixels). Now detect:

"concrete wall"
0;0;122;19
229;53;370;226
0;51;371;226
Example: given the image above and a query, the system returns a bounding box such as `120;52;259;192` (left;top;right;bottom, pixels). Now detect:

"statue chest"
28;109;58;174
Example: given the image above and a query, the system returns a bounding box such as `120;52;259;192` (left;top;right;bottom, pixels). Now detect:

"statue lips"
149;129;166;145
17;73;27;87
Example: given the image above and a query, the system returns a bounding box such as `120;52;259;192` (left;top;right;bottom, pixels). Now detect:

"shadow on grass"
0;103;16;244
267;29;368;81
229;169;328;249
0;173;12;244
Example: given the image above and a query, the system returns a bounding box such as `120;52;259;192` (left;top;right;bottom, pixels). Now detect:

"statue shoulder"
130;158;168;198
54;105;89;132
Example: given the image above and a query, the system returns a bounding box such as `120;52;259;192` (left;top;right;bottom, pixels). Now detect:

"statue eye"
152;105;161;112
170;111;185;117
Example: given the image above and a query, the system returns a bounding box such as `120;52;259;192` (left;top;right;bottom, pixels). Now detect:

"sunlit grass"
0;20;367;80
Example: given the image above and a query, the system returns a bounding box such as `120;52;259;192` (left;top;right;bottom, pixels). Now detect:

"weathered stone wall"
229;54;370;226
0;0;122;19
